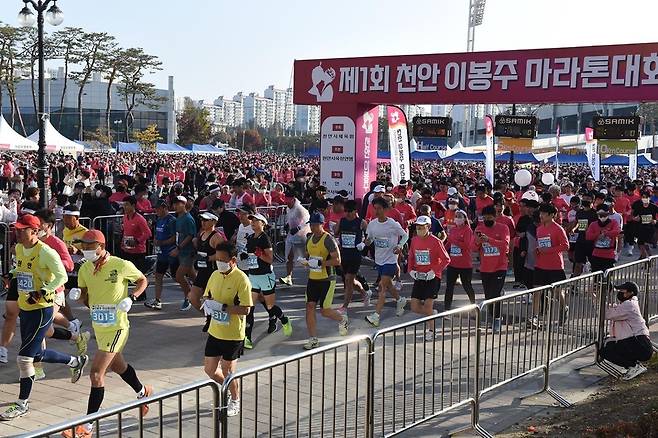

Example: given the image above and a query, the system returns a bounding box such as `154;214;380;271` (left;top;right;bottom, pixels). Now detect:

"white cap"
521;190;539;202
373;185;386;193
174;195;187;203
447;187;457;196
249;213;268;223
199;212;218;221
415;215;432;226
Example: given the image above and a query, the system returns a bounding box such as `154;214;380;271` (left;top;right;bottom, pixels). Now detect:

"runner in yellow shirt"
201;241;253;417
61;204;87;334
63;230;152;438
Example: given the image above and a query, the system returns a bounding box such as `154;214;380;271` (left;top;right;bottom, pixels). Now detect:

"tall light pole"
18;0;64;208
462;0;485;147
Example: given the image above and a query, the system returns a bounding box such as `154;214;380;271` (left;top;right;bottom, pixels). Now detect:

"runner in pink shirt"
444;210;476;310
121;196;153;300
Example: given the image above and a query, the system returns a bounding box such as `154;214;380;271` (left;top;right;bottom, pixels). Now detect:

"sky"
1;0;656;101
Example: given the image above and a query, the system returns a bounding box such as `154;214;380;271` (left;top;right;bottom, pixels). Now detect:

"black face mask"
483;219;495;227
617;291;629;302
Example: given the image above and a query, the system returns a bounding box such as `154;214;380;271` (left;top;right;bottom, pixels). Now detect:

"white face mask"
216;261;231;273
448;204;458;210
642;198;650;204
455;218;466;226
95;190;102;198
82;249;100;262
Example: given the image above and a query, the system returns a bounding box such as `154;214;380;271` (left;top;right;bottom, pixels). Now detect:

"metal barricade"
54;217;92;240
370;305;489;438
644;256;658;326
220;336;373;438
256;205;288;262
92;214;125;255
22;379;221;438
478;286;553;401
0;222;12;277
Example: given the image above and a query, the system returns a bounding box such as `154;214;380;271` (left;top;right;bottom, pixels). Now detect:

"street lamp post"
113;119;123;149
18;0;64;208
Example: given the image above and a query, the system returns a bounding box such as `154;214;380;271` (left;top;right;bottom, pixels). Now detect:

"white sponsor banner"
320;116;356;197
387;106;410;186
629;150;638;180
585;141;600;181
484;115;494;186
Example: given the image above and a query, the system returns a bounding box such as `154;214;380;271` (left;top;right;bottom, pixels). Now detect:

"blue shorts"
19;307;53;359
376;263;398;278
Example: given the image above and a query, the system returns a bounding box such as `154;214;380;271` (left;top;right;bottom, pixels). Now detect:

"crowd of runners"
0;151;655;436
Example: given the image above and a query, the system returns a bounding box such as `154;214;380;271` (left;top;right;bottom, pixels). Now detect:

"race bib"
16;272;34;294
449;245;462;257
482;243;500;257
247;253;259;270
569;233;578;243
414;249;430;266
374;238;389;249
211;309;229;326
641;214;653;225
577;219;589;231
309;256;323;273
91;304;117;327
537;237;552;248
341;233;356;249
197;251;208;269
416;271;429;281
595;236;611;249
123;236;134;248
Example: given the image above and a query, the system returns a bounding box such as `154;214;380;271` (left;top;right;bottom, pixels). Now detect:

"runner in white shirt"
363;197;409;327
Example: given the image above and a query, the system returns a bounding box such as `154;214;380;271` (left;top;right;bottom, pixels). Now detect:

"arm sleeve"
605;302;632;321
39;246;68;292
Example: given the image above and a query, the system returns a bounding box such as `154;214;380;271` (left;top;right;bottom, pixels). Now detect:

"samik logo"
308;63;336;103
332;146;344;154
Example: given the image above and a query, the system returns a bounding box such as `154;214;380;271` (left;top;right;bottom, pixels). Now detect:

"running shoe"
0;346;7;364
393;280;403;291
243;338;253;350
60;425;92;438
282;319;293;337
69;319;81;338
267;318;279;334
303;337;319;350
180;298;191;311
34;365;46;381
363;290;372;307
278;276;293;286
144;298;162;310
226;398;241;417
622;363;647;380
75;331;91;356
396;296;408;317
424;330;435;341
70;355;88;383
338;315;349;336
138;384;153;416
0;402;28;421
365;312;380;327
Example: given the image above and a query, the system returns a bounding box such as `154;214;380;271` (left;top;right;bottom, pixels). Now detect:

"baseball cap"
521;190;539;202
74;229;106;245
237;204;255;215
415;215;432;226
614;281;639;296
373;185;386;193
199;212;218;221
249;213;268;224
63;205;80;216
14;214;41;230
173;195;187;204
308;212;325;224
209;185;221;194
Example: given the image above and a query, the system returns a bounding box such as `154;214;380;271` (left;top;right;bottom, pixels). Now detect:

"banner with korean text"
387;106;410;186
585;127;600;181
294;43;658;105
484;115;494;186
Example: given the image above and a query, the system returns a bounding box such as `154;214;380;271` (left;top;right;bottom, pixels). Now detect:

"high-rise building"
264;85;294;130
295;105;321;135
242;92;274;129
214;96;244;128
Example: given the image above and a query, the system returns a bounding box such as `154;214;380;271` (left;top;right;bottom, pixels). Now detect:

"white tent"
0;116;38;152
28;116;84;155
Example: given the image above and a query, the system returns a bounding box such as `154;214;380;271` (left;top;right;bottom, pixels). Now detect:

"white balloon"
541;172;555;186
514;169;532;187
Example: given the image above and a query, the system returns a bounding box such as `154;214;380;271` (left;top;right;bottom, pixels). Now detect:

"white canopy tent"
0;116;38;152
28;117;84;155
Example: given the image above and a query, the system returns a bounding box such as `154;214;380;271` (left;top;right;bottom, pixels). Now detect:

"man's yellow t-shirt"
63;224;88;251
78;255;143;333
204;267;253;341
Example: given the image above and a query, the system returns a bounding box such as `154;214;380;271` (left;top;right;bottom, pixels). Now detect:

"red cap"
14;214;41;230
75;230;106;245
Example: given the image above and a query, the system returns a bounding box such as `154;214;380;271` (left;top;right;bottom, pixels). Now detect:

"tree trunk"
30;60;38;126
12;93;26;136
77;84;85;140
105;68;116;145
58;57;69;130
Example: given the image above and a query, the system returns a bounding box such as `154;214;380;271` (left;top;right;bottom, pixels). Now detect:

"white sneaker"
424;330;435;341
0;346;7;364
303;337;319;350
338;315;349;336
393;280;403;291
226;398;240;417
69;319;81;338
363;290;372;307
622;363;647;380
365;312;380;327
396;297;407;316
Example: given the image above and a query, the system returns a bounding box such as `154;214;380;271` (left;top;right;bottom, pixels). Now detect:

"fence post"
542;284;572;407
365;335;375;438
219;381;229;438
642;257;653;324
471;306;493;438
213;382;221;438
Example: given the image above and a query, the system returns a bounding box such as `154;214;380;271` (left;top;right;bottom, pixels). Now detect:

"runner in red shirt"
444;209;476;309
586;204;620;272
473;185;494;223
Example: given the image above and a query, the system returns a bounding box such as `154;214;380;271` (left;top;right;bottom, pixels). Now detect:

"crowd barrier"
19;254;658;437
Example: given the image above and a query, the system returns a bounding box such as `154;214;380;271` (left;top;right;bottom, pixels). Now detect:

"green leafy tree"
176;99;212;145
49;27;84;130
133;124;162;151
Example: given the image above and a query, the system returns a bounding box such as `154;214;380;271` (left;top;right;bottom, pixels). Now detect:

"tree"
83;127;112;148
133;124;162;151
235;129;262;151
210;130;234;146
0;24;28;134
99;48;127;142
71;32;116;140
176;99;212;145
116;47;163;141
50;27;83;130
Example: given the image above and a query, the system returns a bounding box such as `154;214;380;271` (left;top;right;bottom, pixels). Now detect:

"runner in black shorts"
335;200;371;311
146;201;178;310
0;277;19;364
572;199;597;276
191;212;224;327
